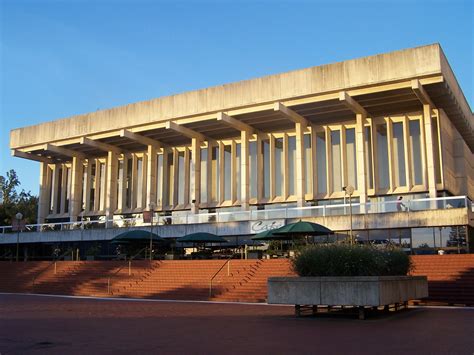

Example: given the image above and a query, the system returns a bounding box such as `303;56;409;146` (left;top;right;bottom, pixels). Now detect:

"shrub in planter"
292;244;412;277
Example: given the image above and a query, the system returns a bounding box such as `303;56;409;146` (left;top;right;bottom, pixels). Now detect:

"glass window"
167;152;174;206
288;136;296;196
89;163;95;211
432;117;442;184
136;158;143;208
412;228;436;248
365;126;374;189
81;166;87;211
156;155;163;206
331;130;342;192
64;167;71;213
126;158;132;208
56;167;63;213
211;146;220;202
409;120;423;185
262;139;270;198
392;122;406;187
304;134;312;195
224;145;232;201
345;128;357;188
316;132;327;194
274;138;284;197
249;141;257;199
376;123;390;190
99;162;106;210
200;148;208;204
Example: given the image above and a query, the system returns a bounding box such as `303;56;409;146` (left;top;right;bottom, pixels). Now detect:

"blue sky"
1;0;472;194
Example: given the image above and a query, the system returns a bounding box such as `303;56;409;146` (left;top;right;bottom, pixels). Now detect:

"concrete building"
5;43;474;254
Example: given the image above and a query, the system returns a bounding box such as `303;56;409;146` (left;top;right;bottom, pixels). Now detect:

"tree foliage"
292;244;412;277
0;169;38;226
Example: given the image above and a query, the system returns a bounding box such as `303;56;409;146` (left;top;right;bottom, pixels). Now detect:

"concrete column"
161;150;169;207
106;151;118;223
69;157;84;221
172;148;179;206
257;135;263;201
240;130;250;211
355;113;368;206
423;104;437;198
190;138;201;214
184;148;190;206
130;155;138;209
269;135;275;200
218;142;225;204
295;122;306;207
37;162;51;225
146;145;157;209
231;140;237;203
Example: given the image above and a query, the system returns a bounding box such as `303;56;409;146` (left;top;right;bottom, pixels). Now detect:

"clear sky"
1;0;472;195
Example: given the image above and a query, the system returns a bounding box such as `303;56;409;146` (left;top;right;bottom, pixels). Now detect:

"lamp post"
343;186;354;245
149;203;155;261
15;212;23;262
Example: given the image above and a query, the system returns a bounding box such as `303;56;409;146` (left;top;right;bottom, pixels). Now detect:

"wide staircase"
0;255;472;305
411;255;474;306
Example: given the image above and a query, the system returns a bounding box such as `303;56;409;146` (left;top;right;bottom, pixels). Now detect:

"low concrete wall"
268;276;428;307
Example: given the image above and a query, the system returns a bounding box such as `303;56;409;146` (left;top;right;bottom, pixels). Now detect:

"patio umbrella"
251;228;289;241
273;220;333;237
176;232;228;244
110;230;163;244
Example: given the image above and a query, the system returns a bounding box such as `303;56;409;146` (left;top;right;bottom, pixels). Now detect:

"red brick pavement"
0;294;473;354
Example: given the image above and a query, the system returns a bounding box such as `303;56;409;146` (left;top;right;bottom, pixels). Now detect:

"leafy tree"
0;169;38;226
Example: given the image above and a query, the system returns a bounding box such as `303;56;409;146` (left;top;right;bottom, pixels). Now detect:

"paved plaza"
0;294;473;354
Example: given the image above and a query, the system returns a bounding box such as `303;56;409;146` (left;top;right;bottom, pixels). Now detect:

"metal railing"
209;254;235;298
107;247;150;295
32;250;75;290
1;195;470;235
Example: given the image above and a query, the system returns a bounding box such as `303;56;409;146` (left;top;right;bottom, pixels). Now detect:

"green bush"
292;244;412;277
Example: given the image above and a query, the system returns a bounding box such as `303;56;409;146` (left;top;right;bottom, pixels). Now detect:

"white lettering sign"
250;219;285;234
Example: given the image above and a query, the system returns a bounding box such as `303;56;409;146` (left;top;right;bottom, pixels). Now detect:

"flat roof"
10;43;474;157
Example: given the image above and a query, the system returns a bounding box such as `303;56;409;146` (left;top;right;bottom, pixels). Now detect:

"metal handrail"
32;249;74;289
107;247;150;294
209;253;236;298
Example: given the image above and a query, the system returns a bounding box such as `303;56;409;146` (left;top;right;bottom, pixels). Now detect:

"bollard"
128;260;131;276
227;261;230;276
54;262;57;275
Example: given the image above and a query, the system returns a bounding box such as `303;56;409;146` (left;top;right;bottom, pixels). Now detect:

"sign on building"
250;219;285;234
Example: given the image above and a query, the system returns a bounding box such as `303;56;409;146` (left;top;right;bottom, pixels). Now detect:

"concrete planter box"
268;276;428;317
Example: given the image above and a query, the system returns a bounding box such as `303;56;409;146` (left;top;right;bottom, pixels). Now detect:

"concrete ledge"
268;276;428;307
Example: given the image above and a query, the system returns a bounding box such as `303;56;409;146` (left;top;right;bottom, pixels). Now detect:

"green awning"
110;230;163;244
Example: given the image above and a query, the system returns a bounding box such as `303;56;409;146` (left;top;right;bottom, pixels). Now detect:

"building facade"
7;44;474;253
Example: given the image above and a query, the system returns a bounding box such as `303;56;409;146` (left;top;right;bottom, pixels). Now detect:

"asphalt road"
0;294;473;355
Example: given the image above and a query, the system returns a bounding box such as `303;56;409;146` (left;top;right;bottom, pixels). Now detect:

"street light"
343;186;354;245
15;212;23;262
149;203;156;261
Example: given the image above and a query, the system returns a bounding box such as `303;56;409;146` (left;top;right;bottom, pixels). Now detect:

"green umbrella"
251;228;289;241
273;220;333;236
110;230;163;244
176;232;227;244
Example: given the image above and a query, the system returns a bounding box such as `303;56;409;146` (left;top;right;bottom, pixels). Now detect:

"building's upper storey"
9;44;474;159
